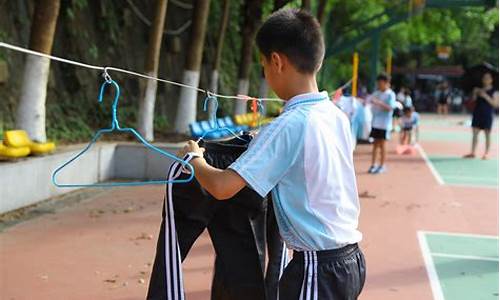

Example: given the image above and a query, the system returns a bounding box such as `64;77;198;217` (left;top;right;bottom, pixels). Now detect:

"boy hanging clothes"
178;8;365;300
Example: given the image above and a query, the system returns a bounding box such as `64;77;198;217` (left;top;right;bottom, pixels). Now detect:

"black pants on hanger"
147;136;280;300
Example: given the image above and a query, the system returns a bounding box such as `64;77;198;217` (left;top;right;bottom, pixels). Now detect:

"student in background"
400;106;419;145
464;72;499;160
368;73;396;174
403;88;413;108
436;81;451;115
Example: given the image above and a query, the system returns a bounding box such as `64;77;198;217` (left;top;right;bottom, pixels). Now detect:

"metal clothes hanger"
52;74;194;187
197;93;247;142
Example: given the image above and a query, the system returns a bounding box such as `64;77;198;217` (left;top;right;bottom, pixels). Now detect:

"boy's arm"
372;93;395;111
372;99;392;111
179;141;246;200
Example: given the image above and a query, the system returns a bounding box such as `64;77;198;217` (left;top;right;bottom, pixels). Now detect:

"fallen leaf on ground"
358;191;376;199
104;279;117;283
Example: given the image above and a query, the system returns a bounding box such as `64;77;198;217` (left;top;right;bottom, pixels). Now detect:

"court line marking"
421;230;499;240
422;231;499;239
415;144;444;185
439;176;497;182
417;231;445;300
446;183;498;189
431;252;499;262
415;146;498;188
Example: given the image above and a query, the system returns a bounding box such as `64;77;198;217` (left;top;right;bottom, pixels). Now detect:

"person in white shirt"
368;73;397;174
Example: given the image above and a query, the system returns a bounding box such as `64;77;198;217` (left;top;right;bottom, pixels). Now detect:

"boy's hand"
177;140;205;158
371;97;382;106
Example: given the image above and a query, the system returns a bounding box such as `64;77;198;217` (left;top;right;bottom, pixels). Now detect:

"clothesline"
0;41;352;103
0;41;286;102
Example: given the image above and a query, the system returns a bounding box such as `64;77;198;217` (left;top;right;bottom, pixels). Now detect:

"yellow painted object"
235;113;274;127
0;142;30;158
352;52;359;97
4;130;56;155
235;113;261;126
235;114;245;125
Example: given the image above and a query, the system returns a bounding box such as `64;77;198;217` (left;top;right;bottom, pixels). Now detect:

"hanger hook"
98;79;121;128
256;99;264;113
102;67;113;83
203;93;219;128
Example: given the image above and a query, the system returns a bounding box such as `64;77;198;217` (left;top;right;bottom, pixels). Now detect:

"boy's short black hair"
403;106;412;114
376;73;391;82
256;8;325;74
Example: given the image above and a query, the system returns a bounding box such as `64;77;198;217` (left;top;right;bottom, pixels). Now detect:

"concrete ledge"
0;142;184;214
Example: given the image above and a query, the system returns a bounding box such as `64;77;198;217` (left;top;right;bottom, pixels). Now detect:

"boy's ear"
270;52;283;73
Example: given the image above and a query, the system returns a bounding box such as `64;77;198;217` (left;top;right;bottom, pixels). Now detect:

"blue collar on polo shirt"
283;91;329;112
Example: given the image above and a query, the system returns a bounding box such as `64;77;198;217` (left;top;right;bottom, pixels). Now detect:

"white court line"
442;176;497;182
431;252;499;262
446;183;498;189
417;231;445;300
415;144;444;185
421;230;499;240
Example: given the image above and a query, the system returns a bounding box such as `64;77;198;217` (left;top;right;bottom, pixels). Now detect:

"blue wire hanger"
52;75;195;187
197;93;246;142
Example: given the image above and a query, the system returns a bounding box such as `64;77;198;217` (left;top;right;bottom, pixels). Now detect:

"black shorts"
402;127;413;131
279;244;366;300
370;128;387;140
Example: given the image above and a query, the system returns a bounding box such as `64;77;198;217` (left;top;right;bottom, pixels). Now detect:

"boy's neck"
283;75;319;100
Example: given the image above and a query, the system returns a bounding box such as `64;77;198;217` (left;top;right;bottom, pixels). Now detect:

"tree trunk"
138;0;168;141
174;0;211;133
234;0;264;115
235;78;250;115
208;0;230;117
316;0;328;25
16;0;60;142
301;0;311;11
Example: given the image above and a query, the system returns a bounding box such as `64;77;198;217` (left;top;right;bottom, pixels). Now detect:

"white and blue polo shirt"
371;88;397;130
229;91;362;251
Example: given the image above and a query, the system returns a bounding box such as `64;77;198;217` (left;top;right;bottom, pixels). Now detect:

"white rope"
0;41;285;102
0;42;104;71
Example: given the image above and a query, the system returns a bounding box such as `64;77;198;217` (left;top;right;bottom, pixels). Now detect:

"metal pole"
368;31;381;92
352;52;359;97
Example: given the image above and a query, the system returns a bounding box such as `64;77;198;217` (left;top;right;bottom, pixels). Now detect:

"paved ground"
0;114;498;300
